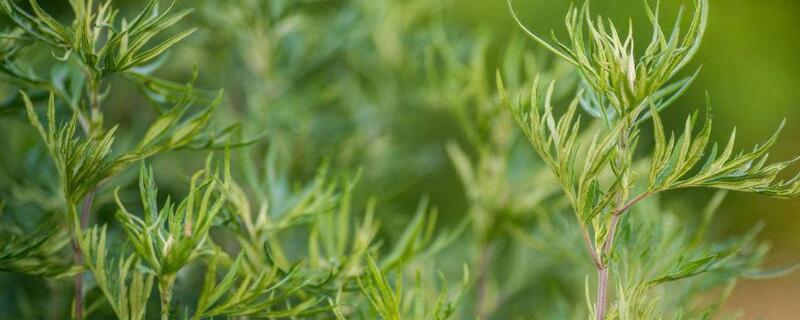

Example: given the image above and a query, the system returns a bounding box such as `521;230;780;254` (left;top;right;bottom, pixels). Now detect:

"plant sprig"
502;0;800;318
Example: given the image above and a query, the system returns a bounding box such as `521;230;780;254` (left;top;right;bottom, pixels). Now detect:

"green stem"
475;244;495;319
73;75;102;320
159;274;176;320
71;191;95;320
87;76;102;130
595;122;632;320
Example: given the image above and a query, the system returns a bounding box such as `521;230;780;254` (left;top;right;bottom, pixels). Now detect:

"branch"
612;191;653;216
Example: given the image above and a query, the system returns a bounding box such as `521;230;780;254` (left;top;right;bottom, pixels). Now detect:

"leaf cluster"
0;215;74;277
509;0;707;116
115;164;223;276
1;0;194;77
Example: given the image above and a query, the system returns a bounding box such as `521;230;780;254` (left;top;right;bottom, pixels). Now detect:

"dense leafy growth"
0;0;797;319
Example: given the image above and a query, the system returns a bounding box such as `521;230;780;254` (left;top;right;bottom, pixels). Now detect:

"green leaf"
0;217;73;277
79;226;153;320
22;92;122;203
115;162;225;275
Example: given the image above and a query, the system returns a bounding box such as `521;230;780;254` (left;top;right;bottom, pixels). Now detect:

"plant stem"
612;192;651;216
159;274;176;320
72;190;95;320
580;225;602;269
593;192;652;320
595;266;609;320
475;244;495;319
595;212;621;320
73;75;102;320
594;122;632;320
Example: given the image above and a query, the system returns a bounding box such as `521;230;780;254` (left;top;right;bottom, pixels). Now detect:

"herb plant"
0;0;461;319
503;0;800;318
0;0;797;319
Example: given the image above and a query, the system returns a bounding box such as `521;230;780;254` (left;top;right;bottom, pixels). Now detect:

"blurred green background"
2;0;800;318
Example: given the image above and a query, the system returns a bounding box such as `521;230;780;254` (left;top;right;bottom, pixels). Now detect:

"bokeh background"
1;0;799;318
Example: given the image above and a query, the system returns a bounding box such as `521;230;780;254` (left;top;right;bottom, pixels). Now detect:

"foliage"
0;213;74;277
503;0;800;318
0;0;797;319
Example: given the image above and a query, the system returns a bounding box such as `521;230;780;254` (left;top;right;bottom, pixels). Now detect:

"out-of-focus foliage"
0;0;798;319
